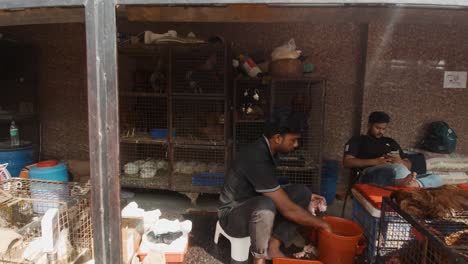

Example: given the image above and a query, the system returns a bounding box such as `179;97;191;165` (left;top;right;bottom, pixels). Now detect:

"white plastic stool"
214;221;251;262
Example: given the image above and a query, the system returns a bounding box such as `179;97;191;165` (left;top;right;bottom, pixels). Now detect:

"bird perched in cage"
200;112;224;142
391;185;468;219
150;58;166;94
184;52;221;94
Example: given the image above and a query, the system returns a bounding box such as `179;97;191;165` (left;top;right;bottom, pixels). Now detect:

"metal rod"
85;0;122;263
354;23;368;136
168;47;174;189
0;0;84;9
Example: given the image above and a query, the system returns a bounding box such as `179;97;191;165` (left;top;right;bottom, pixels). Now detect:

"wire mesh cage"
173;146;226;190
120;96;168;139
118;45;169;95
234;121;265;153
172;44;226;95
172;98;226;145
272;79;325;193
233;78;270;155
234;78;270;122
378;198;467;264
120;143;170;189
118;42;231;192
233;78;325;193
0;179;92;264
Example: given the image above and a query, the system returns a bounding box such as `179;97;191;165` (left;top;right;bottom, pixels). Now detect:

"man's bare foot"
395;172;420;187
268;237;286;259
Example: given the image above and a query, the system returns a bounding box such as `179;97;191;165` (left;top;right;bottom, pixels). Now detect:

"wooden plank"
127;4;309;23
126;5;468;25
85;0;122;263
0;8;83;26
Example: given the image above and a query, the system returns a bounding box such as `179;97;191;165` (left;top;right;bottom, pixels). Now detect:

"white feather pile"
123;162;139;175
56;228;73;263
140;160;157;178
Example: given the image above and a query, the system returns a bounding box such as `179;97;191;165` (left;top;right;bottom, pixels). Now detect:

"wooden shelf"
120;136;168;145
276;165;318;172
235;75;325;84
120;135;226;149
235;119;265;123
120;173;170;189
120;92;167;98
173;138;225;149
172;93;225;100
0;113;36;121
118;42;221;56
120;172;221;193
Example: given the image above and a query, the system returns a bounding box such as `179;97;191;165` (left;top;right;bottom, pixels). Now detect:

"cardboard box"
122;217;144;264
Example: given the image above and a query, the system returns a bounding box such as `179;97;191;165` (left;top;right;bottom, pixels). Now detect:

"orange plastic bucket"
318;216;364;264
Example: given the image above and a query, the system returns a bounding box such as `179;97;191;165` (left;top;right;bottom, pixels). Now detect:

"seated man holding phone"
343;111;442;188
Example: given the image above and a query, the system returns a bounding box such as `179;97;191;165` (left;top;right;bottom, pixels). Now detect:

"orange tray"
137;237;189;263
353;184;416;209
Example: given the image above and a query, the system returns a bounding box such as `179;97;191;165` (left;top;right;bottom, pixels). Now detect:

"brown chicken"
391;185;468;219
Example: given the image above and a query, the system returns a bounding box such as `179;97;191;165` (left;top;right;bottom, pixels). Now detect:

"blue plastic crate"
191;172;224;186
352;193;412;263
352;198;380;263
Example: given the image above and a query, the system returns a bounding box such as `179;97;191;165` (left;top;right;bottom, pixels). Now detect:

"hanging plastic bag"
271;38;302;61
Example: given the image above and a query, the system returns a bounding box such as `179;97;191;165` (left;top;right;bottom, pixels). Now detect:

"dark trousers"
219;184;311;258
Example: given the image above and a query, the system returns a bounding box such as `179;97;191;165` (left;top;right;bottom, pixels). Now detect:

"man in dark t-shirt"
219;111;331;264
343;111;418;186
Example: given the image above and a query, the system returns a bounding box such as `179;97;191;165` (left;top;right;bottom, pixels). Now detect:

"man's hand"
374;156;392;165
388;156;403;164
321;221;332;233
263;189;331;231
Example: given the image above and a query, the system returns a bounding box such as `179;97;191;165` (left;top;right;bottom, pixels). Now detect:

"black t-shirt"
218;137;280;218
344;135;406;161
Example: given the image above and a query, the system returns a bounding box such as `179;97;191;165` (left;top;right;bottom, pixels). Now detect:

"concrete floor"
122;187;355;264
122;188;353;218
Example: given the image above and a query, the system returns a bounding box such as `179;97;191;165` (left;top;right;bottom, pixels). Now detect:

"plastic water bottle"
10;121;19;146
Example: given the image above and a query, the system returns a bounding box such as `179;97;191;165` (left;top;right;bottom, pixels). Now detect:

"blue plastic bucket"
0;143;34;177
29;162;69;182
29;163;69;214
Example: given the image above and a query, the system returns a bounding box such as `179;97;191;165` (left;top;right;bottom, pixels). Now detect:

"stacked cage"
118;42;230;193
119;44;170;189
0;178;92;264
233;78;326;193
378;198;467;264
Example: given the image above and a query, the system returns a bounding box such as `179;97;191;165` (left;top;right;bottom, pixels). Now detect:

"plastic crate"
352;196;380;263
137;236;189;264
0;179;92;264
377;198;465;264
352;187;412;263
191;172;224;186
